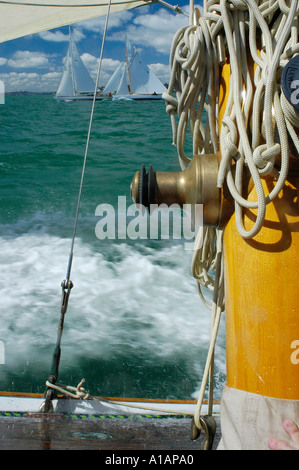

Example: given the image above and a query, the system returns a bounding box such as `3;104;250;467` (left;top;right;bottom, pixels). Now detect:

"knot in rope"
221;117;239;156
253;143;281;175
162;91;178;115
45;379;90;400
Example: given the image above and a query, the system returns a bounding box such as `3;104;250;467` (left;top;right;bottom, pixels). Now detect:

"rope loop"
221;116;239;156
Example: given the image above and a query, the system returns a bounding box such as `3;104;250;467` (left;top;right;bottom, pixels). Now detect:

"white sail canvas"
0;0;151;44
129;51;166;95
103;63;126;95
56;48;74;97
110;43;166;100
70;37;95;94
55;29;101;101
116;64;131;96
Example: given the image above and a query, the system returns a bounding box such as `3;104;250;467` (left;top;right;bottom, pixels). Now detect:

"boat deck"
0;394;221;450
0;412;221;450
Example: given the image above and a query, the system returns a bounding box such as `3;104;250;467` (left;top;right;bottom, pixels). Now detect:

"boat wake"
0;215;226;399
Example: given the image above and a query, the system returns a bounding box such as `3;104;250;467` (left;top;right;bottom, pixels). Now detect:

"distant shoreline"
5;91;55;95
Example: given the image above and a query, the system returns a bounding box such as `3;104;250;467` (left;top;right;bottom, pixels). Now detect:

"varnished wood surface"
224;178;299;399
0;413;221;450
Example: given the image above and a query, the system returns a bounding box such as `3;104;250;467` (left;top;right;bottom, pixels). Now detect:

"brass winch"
130;153;222;226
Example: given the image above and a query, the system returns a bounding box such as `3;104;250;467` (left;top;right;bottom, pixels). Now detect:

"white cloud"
124;8;190;55
80;54;121;87
0;72;40;91
0;54;121;92
0;58;7;66
81;52;98;67
148;62;170;84
0;70;61;92
38;30;69;42
7;50;54;70
39;28;85;42
76;10;134;34
100;58;122;86
81;53;119;72
101;57;121;72
72;6;189;56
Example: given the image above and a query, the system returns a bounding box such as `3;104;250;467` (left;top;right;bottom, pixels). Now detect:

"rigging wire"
40;0;112;412
0;0;140;6
66;0;112;284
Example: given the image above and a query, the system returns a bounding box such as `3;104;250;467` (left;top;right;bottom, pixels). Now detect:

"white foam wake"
0;231;226;396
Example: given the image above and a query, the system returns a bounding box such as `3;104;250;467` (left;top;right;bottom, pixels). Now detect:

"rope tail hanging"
39;0;112;413
163;2;225;448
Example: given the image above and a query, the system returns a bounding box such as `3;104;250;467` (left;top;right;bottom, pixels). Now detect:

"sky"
0;1;203;93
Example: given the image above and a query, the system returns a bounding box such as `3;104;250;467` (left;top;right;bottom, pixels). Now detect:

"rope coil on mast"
163;0;299;448
39;0;112;413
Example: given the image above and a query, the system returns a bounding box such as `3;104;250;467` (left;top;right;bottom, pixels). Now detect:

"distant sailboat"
55;28;103;102
103;40;166;100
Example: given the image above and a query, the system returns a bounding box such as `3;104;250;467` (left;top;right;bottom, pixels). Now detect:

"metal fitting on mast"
130;153;222;226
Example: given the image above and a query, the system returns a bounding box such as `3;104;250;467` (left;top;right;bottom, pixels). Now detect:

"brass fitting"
130;153;221;226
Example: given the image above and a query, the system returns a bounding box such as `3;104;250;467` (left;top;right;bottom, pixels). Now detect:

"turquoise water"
0;95;226;400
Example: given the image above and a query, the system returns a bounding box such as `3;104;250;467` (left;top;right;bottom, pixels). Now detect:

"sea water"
0;95;226;400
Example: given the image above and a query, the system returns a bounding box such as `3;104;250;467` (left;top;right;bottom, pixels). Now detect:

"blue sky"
0;1;202;92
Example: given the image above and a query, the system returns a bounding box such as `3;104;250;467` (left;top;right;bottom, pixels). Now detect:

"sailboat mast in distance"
124;35;133;95
55;27;103;102
104;39;166;101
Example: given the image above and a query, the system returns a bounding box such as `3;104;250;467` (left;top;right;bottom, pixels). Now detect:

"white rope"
45;379;90;400
218;0;298;238
193;229;224;430
164;0;298;238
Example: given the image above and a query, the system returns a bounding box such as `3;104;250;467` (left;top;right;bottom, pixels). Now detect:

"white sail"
112;44;167;100
102;62;126;95
69;34;96;93
56;48;74;97
116;62;131;96
129;51;166;95
55;28;98;100
0;0;152;44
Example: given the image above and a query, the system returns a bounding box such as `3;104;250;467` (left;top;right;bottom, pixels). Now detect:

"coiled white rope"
163;0;299;434
164;0;298;237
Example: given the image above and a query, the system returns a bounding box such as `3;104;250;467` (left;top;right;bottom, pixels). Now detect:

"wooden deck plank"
0;413;221;450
